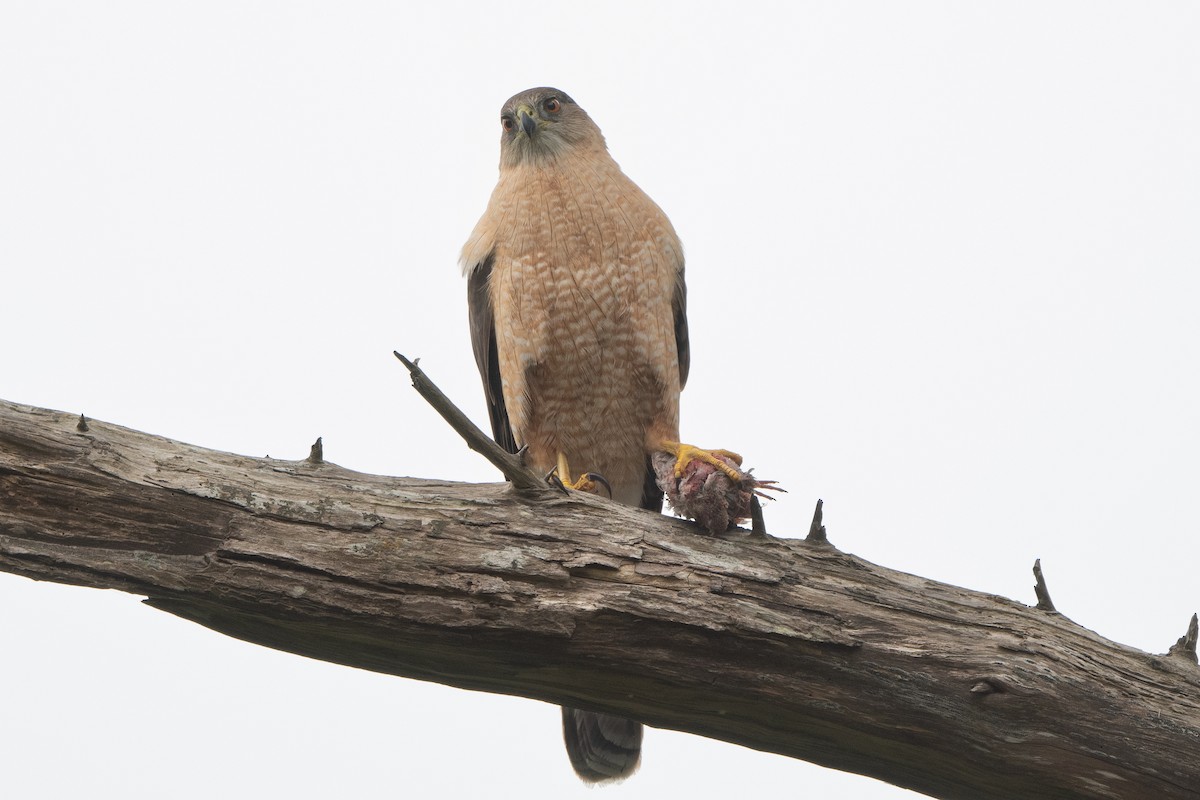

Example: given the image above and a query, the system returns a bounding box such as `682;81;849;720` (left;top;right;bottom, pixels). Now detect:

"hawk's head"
498;87;606;167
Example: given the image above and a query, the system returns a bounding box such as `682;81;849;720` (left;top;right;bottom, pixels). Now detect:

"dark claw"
544;467;570;495
585;472;612;499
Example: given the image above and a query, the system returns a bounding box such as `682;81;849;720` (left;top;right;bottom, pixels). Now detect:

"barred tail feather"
561;707;643;783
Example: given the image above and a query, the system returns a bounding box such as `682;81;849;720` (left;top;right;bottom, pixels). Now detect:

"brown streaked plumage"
461;87;689;783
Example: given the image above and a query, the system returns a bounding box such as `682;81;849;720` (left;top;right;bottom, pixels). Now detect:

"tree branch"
1;397;1197;800
393;352;550;496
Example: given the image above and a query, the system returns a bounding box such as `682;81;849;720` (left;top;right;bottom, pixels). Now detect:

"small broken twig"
1167;613;1199;665
750;496;767;535
394;352;549;496
1033;559;1057;612
307;437;324;464
806;499;828;544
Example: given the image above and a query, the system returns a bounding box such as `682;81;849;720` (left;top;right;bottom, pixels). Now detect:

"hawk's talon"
544;468;571;495
585;472;613;499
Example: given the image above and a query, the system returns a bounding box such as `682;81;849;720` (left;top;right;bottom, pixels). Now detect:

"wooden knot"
969;678;1006;695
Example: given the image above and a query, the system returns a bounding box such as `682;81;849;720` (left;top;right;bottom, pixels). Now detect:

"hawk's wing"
467;253;518;455
674;267;690;391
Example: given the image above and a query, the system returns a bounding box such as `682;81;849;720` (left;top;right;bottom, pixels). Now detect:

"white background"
2;3;1197;798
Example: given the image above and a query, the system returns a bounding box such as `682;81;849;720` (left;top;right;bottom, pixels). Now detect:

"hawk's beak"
517;106;538;138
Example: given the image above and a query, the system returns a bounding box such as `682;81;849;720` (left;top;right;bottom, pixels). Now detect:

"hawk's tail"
561;707;643;783
559;458;656;782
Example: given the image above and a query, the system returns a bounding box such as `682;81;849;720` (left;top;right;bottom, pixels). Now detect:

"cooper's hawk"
462;87;734;783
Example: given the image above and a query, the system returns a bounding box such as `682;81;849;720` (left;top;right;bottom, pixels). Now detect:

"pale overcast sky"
2;3;1198;799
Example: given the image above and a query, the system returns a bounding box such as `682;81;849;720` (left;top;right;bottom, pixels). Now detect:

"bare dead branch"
1;397;1199;800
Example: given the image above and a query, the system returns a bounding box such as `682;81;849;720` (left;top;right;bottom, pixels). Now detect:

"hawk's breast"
486;159;681;501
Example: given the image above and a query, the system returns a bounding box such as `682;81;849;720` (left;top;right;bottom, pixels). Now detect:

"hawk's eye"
543;98;561;113
501;116;515;132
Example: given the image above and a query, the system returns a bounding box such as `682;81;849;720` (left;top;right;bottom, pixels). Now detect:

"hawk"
461;87;739;783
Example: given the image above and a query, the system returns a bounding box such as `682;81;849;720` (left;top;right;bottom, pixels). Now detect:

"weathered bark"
0;397;1197;800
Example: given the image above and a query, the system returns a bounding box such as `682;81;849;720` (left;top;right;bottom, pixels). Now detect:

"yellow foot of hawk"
659;441;746;483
